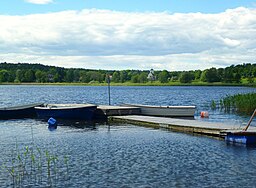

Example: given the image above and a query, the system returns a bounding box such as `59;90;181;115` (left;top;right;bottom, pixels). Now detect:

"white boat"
122;104;196;117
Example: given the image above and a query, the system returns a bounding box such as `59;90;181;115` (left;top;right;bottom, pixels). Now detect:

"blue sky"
0;0;255;70
1;0;255;15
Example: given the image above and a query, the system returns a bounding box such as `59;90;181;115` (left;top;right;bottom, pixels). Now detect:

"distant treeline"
0;62;255;84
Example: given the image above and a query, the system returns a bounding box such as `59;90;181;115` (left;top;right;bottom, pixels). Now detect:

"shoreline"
0;82;255;87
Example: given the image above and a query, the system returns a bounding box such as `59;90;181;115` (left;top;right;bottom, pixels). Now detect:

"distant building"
48;74;54;82
147;69;156;81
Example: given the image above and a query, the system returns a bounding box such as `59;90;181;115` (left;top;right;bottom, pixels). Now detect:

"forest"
0;62;255;85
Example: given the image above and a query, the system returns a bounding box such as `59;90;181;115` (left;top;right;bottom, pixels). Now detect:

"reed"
210;100;217;110
1;137;70;187
219;93;256;115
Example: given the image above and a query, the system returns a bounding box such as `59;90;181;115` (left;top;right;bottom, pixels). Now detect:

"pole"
107;75;111;105
243;109;256;131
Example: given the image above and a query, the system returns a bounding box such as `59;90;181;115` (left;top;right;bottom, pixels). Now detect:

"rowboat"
0;103;43;120
35;104;97;120
225;131;256;145
122;104;196;117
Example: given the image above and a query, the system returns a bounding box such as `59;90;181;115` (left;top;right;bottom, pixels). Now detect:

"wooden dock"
94;105;140;119
109;115;256;138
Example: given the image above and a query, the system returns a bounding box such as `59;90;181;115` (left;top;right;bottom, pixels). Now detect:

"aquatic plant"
210;100;217;110
1;143;71;187
0;126;70;187
219;93;256;115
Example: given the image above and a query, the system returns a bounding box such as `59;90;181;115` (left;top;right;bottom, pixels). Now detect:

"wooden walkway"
94;105;140;119
110;115;256;138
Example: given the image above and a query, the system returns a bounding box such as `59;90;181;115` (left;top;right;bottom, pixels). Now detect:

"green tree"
131;74;139;83
24;69;35;82
79;71;90;83
200;68;220;83
158;70;169;83
87;71;104;82
138;72;148;83
73;70;80;82
217;68;224;81
0;70;9;82
194;70;202;80
15;69;23;82
180;72;194;83
200;71;207;82
119;70;128;83
233;73;241;83
35;70;43;82
65;69;74;82
0;62;255;84
112;71;120;83
223;68;234;83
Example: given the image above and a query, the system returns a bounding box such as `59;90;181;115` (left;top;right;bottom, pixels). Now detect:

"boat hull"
35;104;97;120
123;104;196;117
0;103;43;120
225;132;256;145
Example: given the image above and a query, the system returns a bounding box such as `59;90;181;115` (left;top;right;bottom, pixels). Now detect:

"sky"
0;0;255;71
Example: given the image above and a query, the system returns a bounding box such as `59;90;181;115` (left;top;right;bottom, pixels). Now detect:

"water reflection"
38;118;101;131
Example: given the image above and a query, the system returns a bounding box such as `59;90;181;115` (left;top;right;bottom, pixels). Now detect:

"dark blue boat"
0;103;43;120
225;109;256;145
35;104;97;120
225;131;256;145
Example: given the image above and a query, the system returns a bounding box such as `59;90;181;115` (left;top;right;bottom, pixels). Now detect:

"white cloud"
0;7;255;70
25;0;53;5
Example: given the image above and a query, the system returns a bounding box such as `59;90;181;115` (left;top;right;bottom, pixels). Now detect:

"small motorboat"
35;104;97;120
122;104;196;117
0;103;43;120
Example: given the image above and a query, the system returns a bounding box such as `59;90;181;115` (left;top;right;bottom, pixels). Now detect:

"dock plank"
110;115;256;137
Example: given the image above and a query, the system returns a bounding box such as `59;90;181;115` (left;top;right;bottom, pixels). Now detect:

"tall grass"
1;126;70;187
219;93;256;115
2;144;70;187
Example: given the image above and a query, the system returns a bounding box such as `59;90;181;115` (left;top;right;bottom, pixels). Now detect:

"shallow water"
0;85;256;187
1;120;256;187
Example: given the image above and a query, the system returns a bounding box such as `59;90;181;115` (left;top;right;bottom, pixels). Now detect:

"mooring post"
107;74;112;105
243;109;256;131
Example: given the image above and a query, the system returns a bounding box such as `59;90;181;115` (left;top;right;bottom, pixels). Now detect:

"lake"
0;85;256;187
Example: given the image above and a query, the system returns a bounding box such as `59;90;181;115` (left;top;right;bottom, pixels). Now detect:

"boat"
225;109;256;145
0;103;43;120
122;104;196;117
225;131;256;145
35;104;97;120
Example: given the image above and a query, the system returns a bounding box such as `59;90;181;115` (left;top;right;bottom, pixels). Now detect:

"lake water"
0;85;256;187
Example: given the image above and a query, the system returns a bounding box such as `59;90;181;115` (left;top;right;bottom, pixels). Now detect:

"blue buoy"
48;117;57;130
